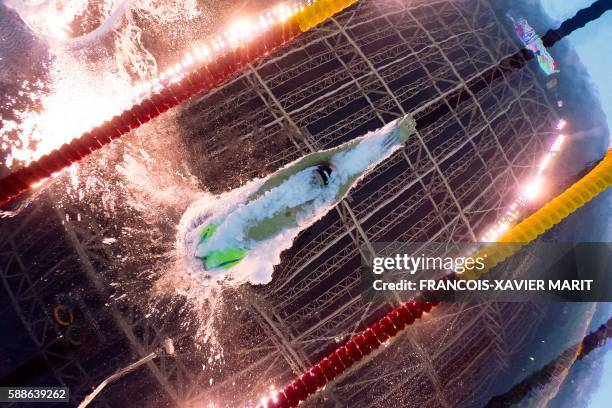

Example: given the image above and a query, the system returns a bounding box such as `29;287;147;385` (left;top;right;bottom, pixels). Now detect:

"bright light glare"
523;178;543;200
227;18;254;44
550;134;565;152
480;119;568;241
2;53;137;168
2;0;312;171
130;1;307;104
557;119;566;130
539;155;551;173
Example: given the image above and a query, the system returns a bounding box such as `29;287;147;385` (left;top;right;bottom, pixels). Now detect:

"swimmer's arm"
249;141;359;200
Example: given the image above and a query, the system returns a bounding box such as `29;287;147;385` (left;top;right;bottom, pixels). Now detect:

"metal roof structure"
1;0;567;407
182;0;559;405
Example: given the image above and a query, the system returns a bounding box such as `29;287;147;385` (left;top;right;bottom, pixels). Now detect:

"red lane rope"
261;299;439;408
0;19;301;207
